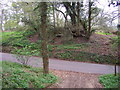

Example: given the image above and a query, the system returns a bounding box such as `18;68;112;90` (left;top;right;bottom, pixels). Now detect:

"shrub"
99;74;119;88
12;46;40;65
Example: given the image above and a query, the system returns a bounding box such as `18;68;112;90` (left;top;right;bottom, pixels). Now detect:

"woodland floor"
1;32;118;64
29;33;117;56
49;69;103;88
47;34;116;88
2;31;117;56
1;32;118;88
52;33;117;56
49;33;117;88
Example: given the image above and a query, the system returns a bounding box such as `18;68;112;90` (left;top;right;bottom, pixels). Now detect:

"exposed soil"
88;34;117;56
49;69;103;88
28;34;39;43
50;33;117;57
51;36;89;45
1;46;14;53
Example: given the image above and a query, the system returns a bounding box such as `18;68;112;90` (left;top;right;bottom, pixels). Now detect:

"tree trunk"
52;2;55;29
1;9;4;31
77;2;80;26
115;25;119;75
75;2;81;36
71;14;76;26
70;3;76;26
87;0;92;39
63;2;76;26
56;12;59;27
39;2;49;74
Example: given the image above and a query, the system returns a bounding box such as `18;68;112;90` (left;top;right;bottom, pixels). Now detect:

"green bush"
12;45;40;65
12;45;40;56
99;74;119;88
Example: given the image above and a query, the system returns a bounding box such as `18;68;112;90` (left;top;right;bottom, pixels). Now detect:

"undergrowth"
99;74;119;88
1;61;57;88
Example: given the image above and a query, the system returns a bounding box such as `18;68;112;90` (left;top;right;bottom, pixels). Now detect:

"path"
0;52;119;74
49;70;103;88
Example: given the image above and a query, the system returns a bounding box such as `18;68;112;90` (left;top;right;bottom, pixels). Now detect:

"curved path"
0;52;119;74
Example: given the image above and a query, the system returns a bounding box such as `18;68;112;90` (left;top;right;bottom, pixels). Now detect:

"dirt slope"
49;69;103;88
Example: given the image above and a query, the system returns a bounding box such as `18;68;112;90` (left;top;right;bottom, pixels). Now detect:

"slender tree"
87;0;92;39
52;2;56;29
39;2;49;74
0;9;4;31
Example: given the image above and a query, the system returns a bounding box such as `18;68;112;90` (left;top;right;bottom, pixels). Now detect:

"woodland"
0;0;120;88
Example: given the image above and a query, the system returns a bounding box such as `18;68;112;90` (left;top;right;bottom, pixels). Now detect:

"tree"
0;9;4;31
61;2;101;39
4;20;18;30
18;3;38;31
0;3;10;31
87;0;92;39
52;2;55;28
39;2;49;74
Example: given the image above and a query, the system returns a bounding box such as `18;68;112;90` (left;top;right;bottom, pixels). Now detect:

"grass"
96;32;112;35
1;30;35;47
1;61;57;88
55;51;118;65
99;74;120;88
1;30;41;56
47;43;90;53
55;43;90;50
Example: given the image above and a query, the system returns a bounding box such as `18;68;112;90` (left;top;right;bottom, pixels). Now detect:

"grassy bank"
1;61;57;88
1;31;117;65
55;50;117;65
